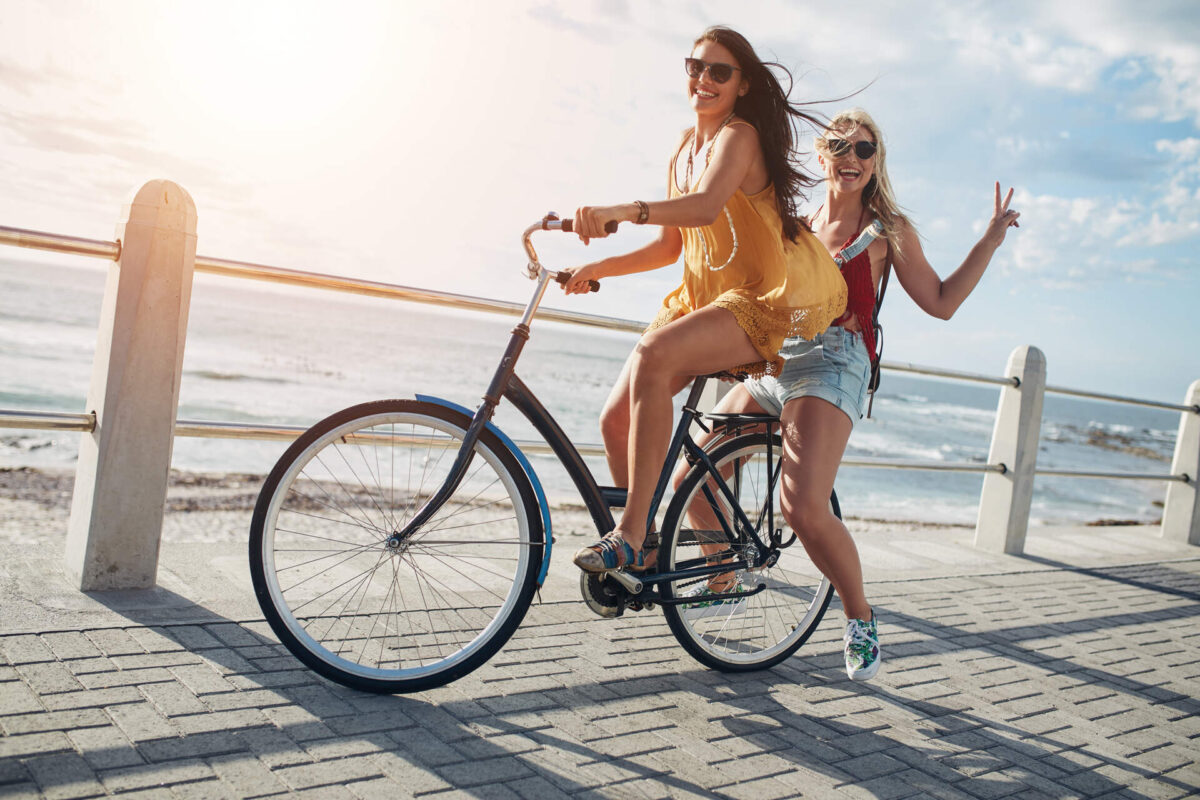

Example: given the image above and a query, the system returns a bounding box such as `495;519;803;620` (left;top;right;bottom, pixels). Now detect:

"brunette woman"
560;27;847;573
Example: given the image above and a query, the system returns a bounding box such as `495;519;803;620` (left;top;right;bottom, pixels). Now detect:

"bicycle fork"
391;269;556;546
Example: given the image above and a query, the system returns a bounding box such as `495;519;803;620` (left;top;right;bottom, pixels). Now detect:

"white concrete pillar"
975;346;1046;554
1161;380;1200;546
66;181;197;590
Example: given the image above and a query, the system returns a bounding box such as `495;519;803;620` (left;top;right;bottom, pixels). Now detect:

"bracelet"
634;200;650;224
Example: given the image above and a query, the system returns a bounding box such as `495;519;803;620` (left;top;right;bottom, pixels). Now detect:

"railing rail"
1044;382;1200;415
1;220;1193;467
0;223;1086;391
0;410;1011;473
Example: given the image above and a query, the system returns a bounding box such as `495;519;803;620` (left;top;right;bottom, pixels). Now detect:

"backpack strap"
865;236;893;419
834;218;884;266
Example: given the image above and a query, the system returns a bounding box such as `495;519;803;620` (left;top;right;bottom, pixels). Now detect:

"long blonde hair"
815;108;914;255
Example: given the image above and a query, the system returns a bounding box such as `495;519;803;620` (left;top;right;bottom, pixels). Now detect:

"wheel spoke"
662;432;833;670
250;402;541;692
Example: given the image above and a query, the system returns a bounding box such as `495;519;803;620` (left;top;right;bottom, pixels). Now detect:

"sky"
2;0;1198;402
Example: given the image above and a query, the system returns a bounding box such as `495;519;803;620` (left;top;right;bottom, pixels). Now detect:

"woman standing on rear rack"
559;26;847;574
696;108;1021;682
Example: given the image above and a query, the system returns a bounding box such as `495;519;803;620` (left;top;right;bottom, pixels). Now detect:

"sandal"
573;531;659;573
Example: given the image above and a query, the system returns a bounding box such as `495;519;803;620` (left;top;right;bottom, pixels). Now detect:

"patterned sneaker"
682;580;747;621
843;612;880;682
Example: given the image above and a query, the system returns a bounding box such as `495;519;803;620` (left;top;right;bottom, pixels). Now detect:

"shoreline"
0;464;1159;530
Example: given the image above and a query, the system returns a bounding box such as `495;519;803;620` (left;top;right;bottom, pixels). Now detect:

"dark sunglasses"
684;57;742;85
825;138;878;160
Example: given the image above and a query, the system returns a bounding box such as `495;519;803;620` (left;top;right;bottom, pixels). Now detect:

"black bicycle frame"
398;283;780;589
506;360;782;583
398;308;781;577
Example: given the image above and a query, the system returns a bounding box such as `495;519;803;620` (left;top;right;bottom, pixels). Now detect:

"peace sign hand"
985;182;1021;249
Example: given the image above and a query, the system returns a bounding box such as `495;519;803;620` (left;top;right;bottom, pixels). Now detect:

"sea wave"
1043;421;1172;462
187;369;289;384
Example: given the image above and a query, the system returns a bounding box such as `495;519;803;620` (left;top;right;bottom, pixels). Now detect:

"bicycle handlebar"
556;219;620;235
554;271;600;293
543;217;616;293
523;215;620;293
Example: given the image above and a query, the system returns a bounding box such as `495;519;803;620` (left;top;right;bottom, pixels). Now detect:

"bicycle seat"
699;370;748;383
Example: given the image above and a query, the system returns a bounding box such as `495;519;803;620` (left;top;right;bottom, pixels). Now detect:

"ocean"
0;256;1181;526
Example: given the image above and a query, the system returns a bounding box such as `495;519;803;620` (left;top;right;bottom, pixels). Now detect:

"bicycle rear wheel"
660;431;836;671
249;399;543;693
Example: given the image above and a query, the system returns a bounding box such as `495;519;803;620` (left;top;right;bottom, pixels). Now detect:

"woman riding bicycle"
696;108;1021;682
560;26;847;575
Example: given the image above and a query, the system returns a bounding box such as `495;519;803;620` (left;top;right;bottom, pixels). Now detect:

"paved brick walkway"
3;549;1199;798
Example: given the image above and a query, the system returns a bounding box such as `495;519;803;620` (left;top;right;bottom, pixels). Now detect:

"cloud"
0;55;73;95
1003;179;1193;290
996;134;1165;183
935;2;1200;126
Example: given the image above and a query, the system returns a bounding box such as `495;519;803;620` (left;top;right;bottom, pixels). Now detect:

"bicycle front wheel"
249;399;543;693
660;431;836;671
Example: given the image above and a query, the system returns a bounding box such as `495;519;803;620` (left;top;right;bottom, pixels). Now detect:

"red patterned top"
832;233;877;360
825;216;884;363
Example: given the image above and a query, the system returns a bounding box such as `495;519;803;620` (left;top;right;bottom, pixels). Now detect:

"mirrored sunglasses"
684;57;741;85
826;138;878;160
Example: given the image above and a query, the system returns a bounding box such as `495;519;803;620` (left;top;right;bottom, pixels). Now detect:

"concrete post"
975;346;1046;554
65;181;197;590
1161;380;1200;546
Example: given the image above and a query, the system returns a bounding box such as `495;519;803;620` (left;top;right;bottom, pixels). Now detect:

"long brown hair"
695;26;824;241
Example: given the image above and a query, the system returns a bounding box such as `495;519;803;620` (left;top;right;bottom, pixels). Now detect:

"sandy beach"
0;464;962;550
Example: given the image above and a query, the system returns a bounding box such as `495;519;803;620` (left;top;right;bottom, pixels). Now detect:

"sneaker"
843;612;880;682
682;580;747;621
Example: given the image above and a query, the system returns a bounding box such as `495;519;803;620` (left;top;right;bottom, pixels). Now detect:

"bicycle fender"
415;394;553;586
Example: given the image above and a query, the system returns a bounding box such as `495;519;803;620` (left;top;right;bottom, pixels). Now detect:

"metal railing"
9;179;1197;592
0;223;1003;473
0;222;1194;484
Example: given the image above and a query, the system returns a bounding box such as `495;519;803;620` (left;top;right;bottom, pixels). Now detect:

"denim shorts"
744;326;872;425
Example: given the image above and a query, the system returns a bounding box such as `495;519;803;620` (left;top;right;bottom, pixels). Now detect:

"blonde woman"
689;108;1020;681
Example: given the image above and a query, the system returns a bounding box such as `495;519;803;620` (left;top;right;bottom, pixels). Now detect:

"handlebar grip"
560;219;620;235
555;271;600;293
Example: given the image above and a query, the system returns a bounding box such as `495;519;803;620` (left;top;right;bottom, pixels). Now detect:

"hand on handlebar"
572;205;625;245
557;264;602;295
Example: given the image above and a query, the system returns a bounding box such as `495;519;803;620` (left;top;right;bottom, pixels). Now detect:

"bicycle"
249;214;839;694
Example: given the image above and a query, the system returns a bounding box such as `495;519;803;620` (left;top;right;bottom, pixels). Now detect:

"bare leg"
601;350;692;490
778;396;871;621
616;306;761;551
598;354;635;488
670;383;768;588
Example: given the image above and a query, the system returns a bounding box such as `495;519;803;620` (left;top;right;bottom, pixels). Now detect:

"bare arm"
892;182;1021;320
571;123;762;242
560;226;683;294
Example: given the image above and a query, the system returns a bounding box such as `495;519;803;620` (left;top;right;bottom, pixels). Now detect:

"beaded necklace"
683;114;739;272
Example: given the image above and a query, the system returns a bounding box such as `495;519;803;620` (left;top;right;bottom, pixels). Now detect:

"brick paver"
1;558;1198;798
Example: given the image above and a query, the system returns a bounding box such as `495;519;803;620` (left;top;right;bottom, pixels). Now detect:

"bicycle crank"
580;572;629;618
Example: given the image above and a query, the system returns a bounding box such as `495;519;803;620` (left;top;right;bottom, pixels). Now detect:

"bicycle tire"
249;399;543;693
660;431;837;671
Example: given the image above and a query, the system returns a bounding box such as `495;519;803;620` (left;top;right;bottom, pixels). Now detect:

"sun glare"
152;2;388;138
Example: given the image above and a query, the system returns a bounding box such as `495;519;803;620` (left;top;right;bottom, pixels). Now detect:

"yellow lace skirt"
646;283;848;378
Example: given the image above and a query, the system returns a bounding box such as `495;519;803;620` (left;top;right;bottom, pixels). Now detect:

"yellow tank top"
648;122;848;377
